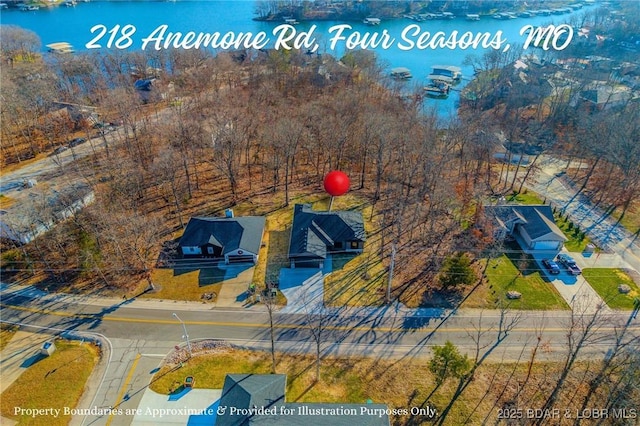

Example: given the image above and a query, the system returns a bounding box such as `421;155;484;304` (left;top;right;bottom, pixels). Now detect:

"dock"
46;42;75;54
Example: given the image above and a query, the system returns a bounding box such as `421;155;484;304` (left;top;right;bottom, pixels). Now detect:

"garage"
533;241;561;250
292;259;323;269
227;255;256;264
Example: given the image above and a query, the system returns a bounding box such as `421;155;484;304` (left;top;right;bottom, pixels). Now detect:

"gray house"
0;183;95;244
484;205;567;253
179;216;265;264
288;204;365;269
216;374;390;426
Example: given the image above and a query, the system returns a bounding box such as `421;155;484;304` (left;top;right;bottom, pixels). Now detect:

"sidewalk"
0;330;51;393
0;331;55;426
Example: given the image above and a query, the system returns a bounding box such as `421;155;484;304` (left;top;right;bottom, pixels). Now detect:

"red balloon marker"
324;170;350;196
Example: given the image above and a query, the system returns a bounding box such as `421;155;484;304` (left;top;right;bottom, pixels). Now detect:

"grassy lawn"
0;340;100;426
148;346;614;426
321;198;387;307
147;268;224;301
505;190;544;205
582;268;639;310
148;347;493;425
464;246;569;310
554;214;596;253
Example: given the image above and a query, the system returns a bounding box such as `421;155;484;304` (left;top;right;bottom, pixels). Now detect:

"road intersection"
1;279;638;425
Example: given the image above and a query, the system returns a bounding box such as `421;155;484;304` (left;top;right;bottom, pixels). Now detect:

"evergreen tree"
429;341;471;387
439;252;476;289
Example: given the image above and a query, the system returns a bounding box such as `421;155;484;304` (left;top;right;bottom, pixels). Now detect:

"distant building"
580;81;632;110
288;204;365;269
0;183;95;244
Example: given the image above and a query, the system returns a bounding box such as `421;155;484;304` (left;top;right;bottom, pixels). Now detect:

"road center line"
106;353;141;426
2;303;638;334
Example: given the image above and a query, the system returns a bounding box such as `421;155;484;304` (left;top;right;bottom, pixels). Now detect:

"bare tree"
533;304;607;425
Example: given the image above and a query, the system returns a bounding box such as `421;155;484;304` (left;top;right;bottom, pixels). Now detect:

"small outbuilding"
40;341;56;357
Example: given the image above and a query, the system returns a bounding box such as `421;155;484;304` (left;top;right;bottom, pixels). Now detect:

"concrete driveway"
277;256;333;314
532;251;609;314
213;264;255;307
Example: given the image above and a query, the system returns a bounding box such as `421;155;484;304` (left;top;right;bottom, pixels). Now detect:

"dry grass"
321;198;387;307
0;324;18;352
146;268;224;302
0;153;49;175
149;346;622;426
0;194;16;209
613;200;640;234
324;250;387;307
0;340;100;426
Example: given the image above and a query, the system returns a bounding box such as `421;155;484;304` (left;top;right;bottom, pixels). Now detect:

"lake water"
1;1;594;115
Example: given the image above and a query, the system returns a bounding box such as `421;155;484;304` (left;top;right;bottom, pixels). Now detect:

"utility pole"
386;243;396;304
172;312;193;358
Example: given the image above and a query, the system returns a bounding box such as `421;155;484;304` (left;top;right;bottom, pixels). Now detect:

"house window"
334;242;343;249
350;241;360;249
207;247;214;254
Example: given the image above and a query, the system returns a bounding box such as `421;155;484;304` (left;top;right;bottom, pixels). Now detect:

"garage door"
227;255;255;264
294;259;322;269
533;241;560;250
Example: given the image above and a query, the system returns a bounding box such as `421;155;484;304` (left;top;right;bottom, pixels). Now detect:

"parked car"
541;259;561;274
556;254;581;275
93;122;116;133
557;253;576;266
68;137;86;147
51;146;68;155
566;263;582;275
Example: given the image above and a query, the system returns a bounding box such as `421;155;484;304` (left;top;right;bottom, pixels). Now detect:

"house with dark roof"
288;204;366;269
216;374;390;426
483;205;567;253
179;216;266;264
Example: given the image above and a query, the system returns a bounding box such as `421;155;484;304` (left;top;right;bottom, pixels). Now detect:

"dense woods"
0;7;638;294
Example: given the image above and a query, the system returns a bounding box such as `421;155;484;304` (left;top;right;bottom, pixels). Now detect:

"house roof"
288;204;365;259
216;374;286;426
485;205;567;242
217;374;390;426
179;216;266;255
581;82;632;105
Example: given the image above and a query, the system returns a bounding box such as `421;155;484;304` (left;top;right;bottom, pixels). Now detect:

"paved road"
2;283;639;425
528;155;640;272
2;145;639;425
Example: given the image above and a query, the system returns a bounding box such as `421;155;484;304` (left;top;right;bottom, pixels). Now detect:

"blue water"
0;1;594;114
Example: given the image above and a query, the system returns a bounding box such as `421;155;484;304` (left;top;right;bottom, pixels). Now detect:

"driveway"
532;251;610;314
528;155;640;272
213;264;255;307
